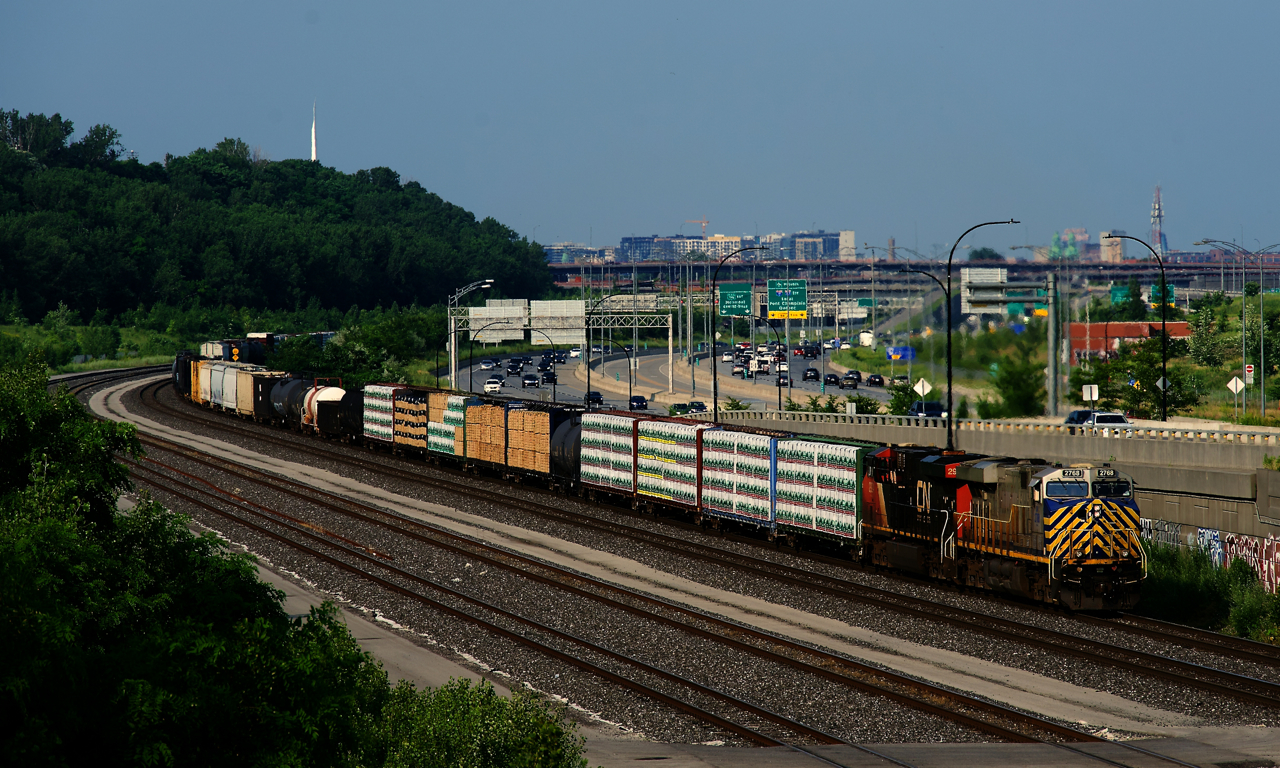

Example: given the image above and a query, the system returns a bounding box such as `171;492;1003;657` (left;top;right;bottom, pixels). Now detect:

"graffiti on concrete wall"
1141;517;1280;594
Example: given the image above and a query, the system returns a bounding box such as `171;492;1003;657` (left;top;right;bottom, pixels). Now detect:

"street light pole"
1196;239;1280;419
711;245;767;422
944;220;1018;451
584;292;629;409
1107;234;1168;421
447;278;495;390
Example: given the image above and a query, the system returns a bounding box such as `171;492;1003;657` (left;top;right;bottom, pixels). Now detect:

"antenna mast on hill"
1150;185;1166;256
311;101;317;162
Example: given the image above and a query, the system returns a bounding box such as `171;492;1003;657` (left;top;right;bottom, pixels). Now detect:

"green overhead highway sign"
767;279;808;320
718;283;752;317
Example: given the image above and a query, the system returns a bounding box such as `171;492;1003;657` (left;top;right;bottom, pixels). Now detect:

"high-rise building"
1100;231;1126;264
838;230;857;261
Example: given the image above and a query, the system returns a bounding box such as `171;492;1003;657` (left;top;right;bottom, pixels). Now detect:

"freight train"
171;352;1146;610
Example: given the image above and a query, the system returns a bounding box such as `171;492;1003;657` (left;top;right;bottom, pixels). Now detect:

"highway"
454;346;898;413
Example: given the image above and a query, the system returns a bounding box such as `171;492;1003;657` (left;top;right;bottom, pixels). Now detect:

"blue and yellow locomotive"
862;447;1144;610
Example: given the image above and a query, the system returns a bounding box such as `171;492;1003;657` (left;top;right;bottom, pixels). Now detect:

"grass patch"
1136;542;1280;641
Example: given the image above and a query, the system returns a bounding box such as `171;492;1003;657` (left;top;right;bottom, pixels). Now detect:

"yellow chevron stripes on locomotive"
1048;499;1140;559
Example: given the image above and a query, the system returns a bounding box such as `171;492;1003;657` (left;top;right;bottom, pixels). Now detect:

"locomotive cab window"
1045;480;1089;498
1092;480;1132;498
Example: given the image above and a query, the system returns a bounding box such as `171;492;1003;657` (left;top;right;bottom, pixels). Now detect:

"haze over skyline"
6;1;1279;257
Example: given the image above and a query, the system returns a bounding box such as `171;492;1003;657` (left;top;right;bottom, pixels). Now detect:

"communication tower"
1150;186;1167;257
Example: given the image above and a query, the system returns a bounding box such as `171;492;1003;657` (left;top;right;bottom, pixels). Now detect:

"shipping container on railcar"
507;402;581;478
172;352;198;396
196;360;213;404
240;371;287;420
1031;464;1144;610
363;385;398;443
465;401;508;465
580;412;644;495
699;427;788;531
636;417;716;509
427;394;478;457
393;389;429;450
774;436;868;543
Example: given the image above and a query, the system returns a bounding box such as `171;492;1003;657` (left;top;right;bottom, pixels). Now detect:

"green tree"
967;247;1005;262
886;381;915;415
1119;276;1148;321
846;394;881;414
1246;282;1261;297
990;335;1046;417
1188;310;1224;367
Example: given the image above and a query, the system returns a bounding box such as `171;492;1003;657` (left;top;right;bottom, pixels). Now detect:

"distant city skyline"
5;2;1279;256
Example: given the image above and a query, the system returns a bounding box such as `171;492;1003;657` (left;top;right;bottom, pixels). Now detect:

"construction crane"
685;217;709;237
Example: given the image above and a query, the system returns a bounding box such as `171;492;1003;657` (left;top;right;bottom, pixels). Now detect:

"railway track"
124;449;911;767
126;434;1217;768
126;377;1280;713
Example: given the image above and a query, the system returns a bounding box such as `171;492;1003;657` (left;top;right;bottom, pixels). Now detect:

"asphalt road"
456;348;904;412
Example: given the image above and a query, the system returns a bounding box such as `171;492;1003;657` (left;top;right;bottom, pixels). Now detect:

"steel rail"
135;433;1079;744
135;380;1280;708
124;459;854;753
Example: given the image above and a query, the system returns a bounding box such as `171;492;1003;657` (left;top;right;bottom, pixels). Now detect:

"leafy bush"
886;381;915;415
0;353;590;765
722;396;750;411
1136;542;1280;640
846;394;881;415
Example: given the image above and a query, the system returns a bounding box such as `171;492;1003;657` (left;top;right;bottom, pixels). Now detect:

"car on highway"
777;374;791;387
1064;409;1097;425
586;391;604;407
541;371;558;384
570;347;582;358
839;372;859;390
732;363;745;377
839;342;852;350
591;345;603;354
629;395;648;411
866;373;885;387
506;365;522;377
669;402;691;415
521;373;539;388
483;380;501;394
554;351;568;364
1083;412;1132;428
777;361;789;373
509;358;526;369
537;359;552;372
908;400;948;418
687;401;707;414
893;374;909;384
803;367;820;381
722;352;734;362
479;359;497;370
824;373;840;387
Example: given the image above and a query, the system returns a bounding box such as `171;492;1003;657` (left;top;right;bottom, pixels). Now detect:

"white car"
840;342;852;350
483;380;502;394
721;352;733;362
569;347;582;358
777;361;789;373
479;359;496;370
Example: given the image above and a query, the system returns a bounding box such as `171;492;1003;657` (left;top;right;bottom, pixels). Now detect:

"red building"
1068;322;1191;361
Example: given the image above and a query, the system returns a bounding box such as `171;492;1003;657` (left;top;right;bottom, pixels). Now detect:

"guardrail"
717;410;1280;447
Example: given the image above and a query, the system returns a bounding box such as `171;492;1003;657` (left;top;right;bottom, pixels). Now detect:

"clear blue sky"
6;1;1278;256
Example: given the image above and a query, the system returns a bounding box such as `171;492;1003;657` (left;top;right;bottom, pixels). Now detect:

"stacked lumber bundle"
393;390;428;449
507;407;552;474
465;404;507;464
428;391;448;425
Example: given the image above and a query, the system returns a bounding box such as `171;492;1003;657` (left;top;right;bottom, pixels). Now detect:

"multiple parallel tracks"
65;369;1276;766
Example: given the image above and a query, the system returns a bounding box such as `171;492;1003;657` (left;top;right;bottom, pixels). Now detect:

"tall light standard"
584;292;630;409
940;220;1019;451
1106;234;1168;421
1194;239;1280;417
528;329;559;403
447;278;495;390
711;245;767;422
